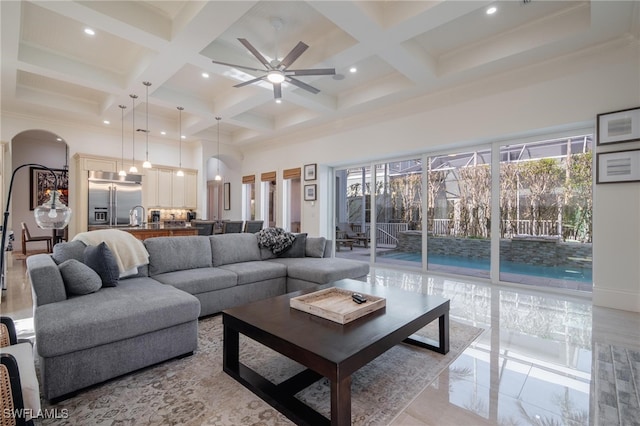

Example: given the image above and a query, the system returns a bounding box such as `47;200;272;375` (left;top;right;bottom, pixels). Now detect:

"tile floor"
2;252;640;425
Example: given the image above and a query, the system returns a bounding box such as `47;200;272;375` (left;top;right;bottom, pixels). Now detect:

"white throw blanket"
73;229;149;275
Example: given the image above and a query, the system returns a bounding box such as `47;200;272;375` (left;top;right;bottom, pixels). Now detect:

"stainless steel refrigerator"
88;171;142;227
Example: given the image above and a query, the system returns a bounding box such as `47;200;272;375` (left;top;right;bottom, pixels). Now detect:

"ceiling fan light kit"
267;70;285;84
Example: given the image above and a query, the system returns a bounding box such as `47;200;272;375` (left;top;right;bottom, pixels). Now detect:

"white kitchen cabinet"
184;171;197;209
158;168;173;207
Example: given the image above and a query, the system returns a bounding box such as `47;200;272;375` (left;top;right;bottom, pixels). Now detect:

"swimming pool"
378;252;592;283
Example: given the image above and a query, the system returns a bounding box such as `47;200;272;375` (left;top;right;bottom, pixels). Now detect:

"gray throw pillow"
52;240;87;265
84;242;119;287
279;233;307;258
305;237;326;258
59;259;102;295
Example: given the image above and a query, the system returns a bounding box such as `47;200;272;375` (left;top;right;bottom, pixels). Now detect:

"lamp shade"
34;190;72;229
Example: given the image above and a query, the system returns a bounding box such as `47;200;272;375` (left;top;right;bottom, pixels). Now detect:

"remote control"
352;293;367;304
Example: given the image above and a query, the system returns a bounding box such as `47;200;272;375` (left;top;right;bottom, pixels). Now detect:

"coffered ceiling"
1;1;638;149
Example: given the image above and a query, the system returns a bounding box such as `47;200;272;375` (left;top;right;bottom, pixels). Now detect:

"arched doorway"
7;130;68;254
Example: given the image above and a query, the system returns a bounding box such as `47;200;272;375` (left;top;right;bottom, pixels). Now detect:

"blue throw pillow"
84;242;119;287
278;233;308;258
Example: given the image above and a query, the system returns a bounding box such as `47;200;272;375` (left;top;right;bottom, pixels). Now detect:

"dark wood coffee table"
222;278;449;426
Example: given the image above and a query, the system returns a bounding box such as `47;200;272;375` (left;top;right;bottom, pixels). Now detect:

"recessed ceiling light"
103;120;110;125
349;67;357;73
56;138;62;142
84;28;95;36
202;72;209;78
486;7;497;15
181;135;186;139
275;98;282;104
161;131;166;135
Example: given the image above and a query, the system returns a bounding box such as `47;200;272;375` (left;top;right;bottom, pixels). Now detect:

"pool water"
378;252;592;283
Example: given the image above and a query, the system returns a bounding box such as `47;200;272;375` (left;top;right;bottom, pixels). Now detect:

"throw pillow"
305;237;327;258
278;233;308;258
84;242;119;287
52;240;87;265
59;259;102;295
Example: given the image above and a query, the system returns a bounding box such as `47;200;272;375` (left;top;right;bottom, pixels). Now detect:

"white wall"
239;42;640;312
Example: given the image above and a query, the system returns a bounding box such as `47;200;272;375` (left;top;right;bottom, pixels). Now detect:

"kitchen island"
88;224;198;240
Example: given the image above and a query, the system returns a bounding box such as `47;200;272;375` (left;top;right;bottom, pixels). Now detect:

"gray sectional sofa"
26;232;369;401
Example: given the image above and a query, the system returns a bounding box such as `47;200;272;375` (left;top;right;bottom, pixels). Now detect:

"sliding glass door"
498;136;592;290
332;132;592;292
335;166;372;261
426;149;491;278
375;159;424;269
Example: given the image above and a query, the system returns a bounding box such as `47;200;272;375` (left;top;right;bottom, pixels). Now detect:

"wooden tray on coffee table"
290;287;385;324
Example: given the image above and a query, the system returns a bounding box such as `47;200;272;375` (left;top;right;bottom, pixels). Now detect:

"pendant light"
118;104;127;177
142;81;152;169
129;94;139;173
176;106;184;177
214;116;222;181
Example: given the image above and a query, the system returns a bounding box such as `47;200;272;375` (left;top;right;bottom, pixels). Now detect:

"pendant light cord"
119;104;126;174
177;106;184;169
143;81;151;165
216;116;221;178
130;94;138;171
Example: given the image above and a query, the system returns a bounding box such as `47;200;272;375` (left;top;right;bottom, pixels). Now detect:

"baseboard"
592;286;640;313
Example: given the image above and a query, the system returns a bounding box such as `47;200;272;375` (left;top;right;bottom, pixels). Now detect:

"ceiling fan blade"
279;41;309;69
234;76;266;88
212;60;265;73
238;38;271;69
286;68;336;76
286;77;320;94
273;83;282;99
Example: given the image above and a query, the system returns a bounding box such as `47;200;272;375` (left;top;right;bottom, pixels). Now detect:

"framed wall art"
223;182;231;210
596;149;640;184
597;106;640;146
304;163;317;181
304;184;317;201
30;167;68;210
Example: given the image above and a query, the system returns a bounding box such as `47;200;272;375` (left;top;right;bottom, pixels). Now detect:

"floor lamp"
1;163;72;290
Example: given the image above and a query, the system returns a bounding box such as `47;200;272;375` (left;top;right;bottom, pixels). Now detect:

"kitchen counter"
88;224;198;240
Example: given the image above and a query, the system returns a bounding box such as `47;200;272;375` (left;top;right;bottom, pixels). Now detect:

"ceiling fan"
212;37;335;100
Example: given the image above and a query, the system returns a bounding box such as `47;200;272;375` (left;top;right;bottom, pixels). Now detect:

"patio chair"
243;220;264;233
337;223;370;248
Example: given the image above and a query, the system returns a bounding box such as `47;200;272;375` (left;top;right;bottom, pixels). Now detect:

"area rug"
40;315;483;425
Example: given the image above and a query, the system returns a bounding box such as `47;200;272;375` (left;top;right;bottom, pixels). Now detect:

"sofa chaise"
26;232;369;400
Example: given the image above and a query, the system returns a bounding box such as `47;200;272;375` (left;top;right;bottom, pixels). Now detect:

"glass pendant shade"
176;170;184;177
34;190;72;229
142;160;152;169
214;174;222;181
